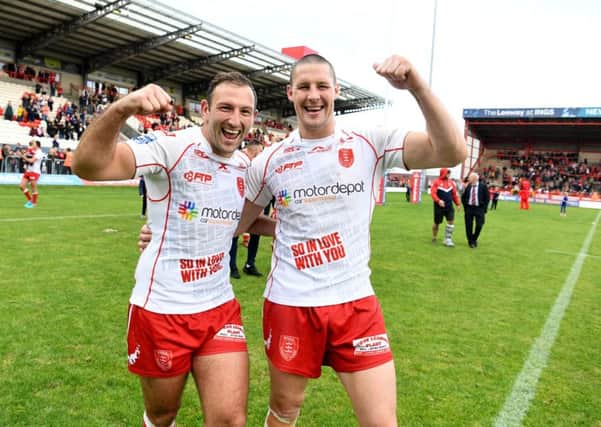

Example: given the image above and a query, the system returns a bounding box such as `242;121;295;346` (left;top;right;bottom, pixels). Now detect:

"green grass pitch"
0;185;599;426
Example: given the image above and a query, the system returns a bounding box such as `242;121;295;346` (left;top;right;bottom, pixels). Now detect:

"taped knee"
264;406;299;426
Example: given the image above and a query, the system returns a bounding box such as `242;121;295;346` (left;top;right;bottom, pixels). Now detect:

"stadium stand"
2;0;598;200
0;0;385;178
463;108;601;197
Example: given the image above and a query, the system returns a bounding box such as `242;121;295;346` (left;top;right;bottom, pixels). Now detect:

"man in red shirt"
430;168;461;246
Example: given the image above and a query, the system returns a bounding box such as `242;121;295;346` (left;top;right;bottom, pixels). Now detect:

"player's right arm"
72;84;172;181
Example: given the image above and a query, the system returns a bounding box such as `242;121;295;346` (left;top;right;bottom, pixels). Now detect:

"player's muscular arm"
73;84;172;181
373;54;466;169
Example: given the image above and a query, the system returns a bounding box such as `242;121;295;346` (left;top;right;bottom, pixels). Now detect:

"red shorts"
263;295;393;378
127;299;247;377
23;171;40;182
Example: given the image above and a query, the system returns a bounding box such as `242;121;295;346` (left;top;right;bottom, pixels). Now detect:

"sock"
23;189;32;201
445;224;454;240
32;192;38;204
142;412;175;427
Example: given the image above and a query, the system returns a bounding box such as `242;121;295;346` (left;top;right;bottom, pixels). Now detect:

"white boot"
443;238;455;247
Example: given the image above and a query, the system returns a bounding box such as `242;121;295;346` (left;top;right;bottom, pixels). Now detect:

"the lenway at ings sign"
463;107;601;119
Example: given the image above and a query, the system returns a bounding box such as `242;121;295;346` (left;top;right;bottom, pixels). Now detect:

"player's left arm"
246;214;276;237
373;55;466;170
235;200;267;236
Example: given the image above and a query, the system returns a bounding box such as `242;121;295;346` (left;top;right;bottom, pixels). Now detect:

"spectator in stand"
63;148;73;175
39;119;47;137
46;146;57;175
16;104;25;122
16;64;26;79
41;103;49;122
4;62;16;77
56;149;66;174
21;92;30;109
75;122;85;140
25;66;36;81
4;101;14;121
430;167;461;246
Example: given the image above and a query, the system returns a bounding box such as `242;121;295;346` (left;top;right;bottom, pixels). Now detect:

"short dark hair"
289;54;337;86
207;71;257;109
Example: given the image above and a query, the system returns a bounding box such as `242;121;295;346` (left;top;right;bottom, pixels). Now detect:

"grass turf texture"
0;185;599;426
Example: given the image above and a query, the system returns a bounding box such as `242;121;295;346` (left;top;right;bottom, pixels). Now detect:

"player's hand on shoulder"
138;223;152;253
372;55;427;92
117;84;172;117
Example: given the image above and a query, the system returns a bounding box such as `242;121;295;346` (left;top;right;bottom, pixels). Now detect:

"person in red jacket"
519;178;531;210
430;167;461;246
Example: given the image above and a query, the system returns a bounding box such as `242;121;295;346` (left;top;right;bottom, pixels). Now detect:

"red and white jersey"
28;148;44;174
125;128;249;314
246;127;408;307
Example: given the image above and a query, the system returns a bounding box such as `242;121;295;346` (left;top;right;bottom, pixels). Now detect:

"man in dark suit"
461;172;490;248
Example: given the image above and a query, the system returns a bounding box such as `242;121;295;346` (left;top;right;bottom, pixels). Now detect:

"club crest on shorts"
338;148;354;168
236;176;245;197
279;335;299;361
154;349;173;371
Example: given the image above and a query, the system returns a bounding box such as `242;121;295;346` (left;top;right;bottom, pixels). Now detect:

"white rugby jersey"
125;127;249;314
29;148;44;174
246;127;408;307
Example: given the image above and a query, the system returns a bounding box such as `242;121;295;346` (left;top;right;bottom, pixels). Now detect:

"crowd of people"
481;149;601;196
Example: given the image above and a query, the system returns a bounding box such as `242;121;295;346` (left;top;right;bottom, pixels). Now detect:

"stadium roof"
0;0;386;117
463;107;601;149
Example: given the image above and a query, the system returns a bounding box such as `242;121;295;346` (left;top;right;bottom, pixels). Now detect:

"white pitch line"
546;249;601;259
494;210;601;427
0;213;140;222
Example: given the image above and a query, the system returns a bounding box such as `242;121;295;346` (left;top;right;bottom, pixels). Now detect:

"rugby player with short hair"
73;72;273;427
237;53;466;427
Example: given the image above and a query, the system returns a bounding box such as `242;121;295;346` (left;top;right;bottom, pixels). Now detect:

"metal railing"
0;156;71;174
